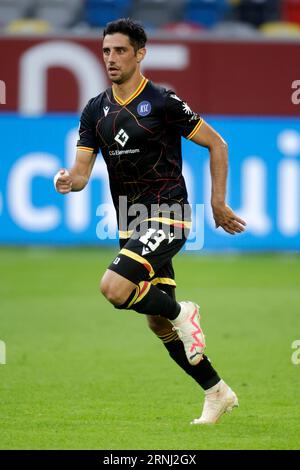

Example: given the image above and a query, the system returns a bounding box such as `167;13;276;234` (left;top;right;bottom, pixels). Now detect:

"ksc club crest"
137;101;151;116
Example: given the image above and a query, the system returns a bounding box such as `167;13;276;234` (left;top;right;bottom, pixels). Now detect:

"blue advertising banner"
0;114;299;250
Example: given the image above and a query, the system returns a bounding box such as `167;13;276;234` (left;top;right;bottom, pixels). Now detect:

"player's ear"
136;47;146;63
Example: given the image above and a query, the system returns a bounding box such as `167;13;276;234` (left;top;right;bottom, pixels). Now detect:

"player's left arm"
190;119;246;235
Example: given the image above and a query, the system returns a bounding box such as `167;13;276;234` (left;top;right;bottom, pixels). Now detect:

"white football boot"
191;380;239;425
170;301;205;365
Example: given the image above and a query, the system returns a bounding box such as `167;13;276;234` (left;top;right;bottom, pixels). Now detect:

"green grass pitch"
0;247;300;450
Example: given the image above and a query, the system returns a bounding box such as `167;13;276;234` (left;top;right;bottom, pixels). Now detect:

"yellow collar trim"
113;76;148;106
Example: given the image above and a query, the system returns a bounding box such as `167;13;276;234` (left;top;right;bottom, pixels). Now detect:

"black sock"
159;332;220;390
117;281;180;320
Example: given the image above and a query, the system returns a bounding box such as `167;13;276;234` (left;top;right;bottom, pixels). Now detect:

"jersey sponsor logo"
137;101;151;117
103;106;110;117
114;129;129;147
109;148;140;156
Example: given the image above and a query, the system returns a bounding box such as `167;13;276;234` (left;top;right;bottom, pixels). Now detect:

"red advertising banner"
0;36;299;115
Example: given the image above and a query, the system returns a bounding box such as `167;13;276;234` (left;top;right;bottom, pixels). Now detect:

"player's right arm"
55;148;96;194
55;97;99;194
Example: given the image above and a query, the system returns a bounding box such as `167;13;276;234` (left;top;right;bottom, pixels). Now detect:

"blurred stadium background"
0;0;300;451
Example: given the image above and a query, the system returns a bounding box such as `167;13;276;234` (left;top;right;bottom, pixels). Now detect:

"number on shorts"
139;228;166;252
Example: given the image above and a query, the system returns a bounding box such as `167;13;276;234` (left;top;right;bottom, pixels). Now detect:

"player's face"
102;33;144;84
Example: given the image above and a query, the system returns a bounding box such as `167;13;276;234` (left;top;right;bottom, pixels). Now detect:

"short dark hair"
103;18;147;52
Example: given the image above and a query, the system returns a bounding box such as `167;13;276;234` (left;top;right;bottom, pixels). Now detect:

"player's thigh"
108;220;187;285
100;269;136;304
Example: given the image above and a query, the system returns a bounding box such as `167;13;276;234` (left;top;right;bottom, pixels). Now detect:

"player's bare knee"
100;277;118;304
100;275;135;306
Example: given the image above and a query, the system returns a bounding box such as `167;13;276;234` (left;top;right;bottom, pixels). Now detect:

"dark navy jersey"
77;77;203;214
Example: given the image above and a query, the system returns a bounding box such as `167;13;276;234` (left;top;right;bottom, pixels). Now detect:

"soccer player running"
54;18;246;424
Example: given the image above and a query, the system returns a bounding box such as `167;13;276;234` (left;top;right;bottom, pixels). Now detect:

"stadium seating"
129;0;186;29
34;0;82;29
162;20;205;36
5;18;52;34
183;0;229;28
232;0;281;27
283;0;300;25
0;0;34;27
211;20;258;37
1;0;299;36
85;0;131;27
259;20;300;36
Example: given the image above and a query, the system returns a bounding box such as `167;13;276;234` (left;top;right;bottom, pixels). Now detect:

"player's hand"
54;169;73;194
212;203;246;235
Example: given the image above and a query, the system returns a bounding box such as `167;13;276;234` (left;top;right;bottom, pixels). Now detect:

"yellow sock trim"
127;281;151;308
157;330;179;343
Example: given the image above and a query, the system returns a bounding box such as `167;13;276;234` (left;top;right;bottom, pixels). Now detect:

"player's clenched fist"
53;169;73;194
